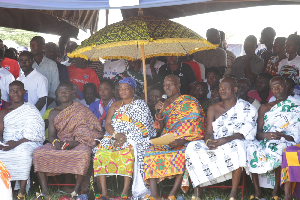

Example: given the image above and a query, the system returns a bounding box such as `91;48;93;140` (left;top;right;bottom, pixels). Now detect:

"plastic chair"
47;175;76;190
158;170;248;199
201;170;248;200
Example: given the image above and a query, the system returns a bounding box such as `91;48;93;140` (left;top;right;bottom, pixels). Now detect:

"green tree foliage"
0;27;39;47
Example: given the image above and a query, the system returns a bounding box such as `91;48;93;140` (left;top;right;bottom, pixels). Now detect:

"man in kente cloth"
185;77;258;200
144;74;206;200
246;77;300;200
33;81;103;199
0;81;45;199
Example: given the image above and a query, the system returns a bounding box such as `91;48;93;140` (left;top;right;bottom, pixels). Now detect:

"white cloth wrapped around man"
246;96;300;188
0;103;45;192
186;99;257;187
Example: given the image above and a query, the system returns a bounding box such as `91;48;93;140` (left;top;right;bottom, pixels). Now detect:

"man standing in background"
30;36;60;108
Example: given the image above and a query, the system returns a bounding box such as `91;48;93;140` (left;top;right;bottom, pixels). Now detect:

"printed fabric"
186;99;257;187
281;144;300;198
93;99;156;199
246;96;300;189
144;95;206;192
0;103;45;192
265;55;280;77
33;101;102;176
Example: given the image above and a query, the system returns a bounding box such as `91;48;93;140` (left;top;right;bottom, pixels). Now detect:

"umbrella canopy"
68;16;217;61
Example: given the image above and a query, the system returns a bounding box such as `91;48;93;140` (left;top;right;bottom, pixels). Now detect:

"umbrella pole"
141;44;148;103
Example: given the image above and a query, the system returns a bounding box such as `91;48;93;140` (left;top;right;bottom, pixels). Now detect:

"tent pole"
105;10;109;26
141;44;147;103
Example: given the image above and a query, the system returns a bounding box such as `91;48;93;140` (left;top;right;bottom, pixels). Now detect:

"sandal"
250;195;266;200
95;194;107;200
145;195;156;200
121;194;128;199
17;193;26;200
168;196;176;200
191;196;201;200
70;191;78;198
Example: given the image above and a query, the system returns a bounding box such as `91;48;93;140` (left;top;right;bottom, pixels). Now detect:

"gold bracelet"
206;139;211;146
52;139;60;147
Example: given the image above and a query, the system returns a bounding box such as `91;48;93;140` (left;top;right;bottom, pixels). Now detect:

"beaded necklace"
115;97;134;122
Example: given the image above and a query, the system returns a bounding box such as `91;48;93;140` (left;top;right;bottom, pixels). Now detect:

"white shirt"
18;69;48;116
79;98;100;107
140;60;165;78
32;56;60;99
103;59;126;79
0;68;14;102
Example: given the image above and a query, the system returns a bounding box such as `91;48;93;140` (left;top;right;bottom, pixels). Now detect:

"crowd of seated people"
1;27;300;200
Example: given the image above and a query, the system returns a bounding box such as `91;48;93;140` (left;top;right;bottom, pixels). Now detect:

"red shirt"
68;65;100;92
0;58;19;79
183;60;202;82
248;90;273;102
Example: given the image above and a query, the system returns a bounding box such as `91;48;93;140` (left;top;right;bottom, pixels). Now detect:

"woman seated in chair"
93;77;156;200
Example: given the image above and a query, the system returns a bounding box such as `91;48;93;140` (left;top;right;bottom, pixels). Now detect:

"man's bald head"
221;77;237;87
270;76;288;101
165;74;180;84
219;77;238;101
270;76;286;86
163;74;181;97
56;81;74;103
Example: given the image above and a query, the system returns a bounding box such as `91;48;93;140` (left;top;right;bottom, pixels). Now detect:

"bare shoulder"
207;102;220;115
0;107;13;119
109;101;122;112
111;100;122;108
49;108;61;120
258;102;274;116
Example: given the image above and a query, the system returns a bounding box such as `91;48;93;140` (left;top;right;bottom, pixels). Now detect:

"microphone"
156;94;168;115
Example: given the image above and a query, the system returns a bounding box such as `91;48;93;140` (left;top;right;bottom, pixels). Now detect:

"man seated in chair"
33;81;103;199
0;81;45;199
246;77;300;200
144;74;206;200
185;77;258;200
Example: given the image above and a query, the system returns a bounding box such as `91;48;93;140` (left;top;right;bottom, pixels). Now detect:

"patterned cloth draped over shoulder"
94;99;156;199
33;101;102;177
186;99;257;188
144;95;206;192
281;144;300;198
246;96;300;189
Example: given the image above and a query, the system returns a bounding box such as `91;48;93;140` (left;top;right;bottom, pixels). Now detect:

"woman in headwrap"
93;77;156;200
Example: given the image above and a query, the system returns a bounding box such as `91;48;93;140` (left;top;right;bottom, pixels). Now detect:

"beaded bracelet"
52;139;60;147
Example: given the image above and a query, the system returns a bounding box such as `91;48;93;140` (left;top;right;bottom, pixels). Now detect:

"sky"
38;5;300;46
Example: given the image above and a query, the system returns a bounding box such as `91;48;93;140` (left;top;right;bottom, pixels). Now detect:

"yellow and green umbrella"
68;16;217;102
